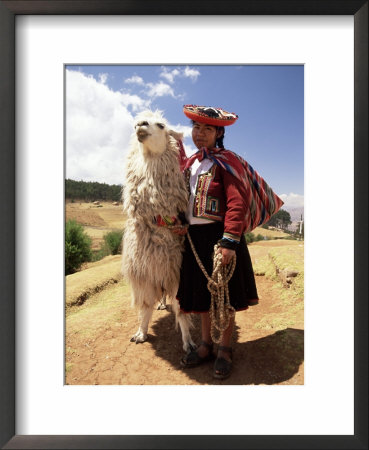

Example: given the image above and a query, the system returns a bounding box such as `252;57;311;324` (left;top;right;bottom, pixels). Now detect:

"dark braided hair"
215;126;225;148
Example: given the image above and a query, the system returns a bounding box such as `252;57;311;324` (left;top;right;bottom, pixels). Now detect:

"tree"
104;230;124;255
65;179;122;202
266;209;292;230
65;220;92;274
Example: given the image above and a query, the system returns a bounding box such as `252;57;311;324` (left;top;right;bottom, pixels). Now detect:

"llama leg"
130;282;158;344
130;304;153;344
171;298;196;353
157;294;167;310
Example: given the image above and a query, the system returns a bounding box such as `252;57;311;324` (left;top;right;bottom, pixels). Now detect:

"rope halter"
186;232;236;344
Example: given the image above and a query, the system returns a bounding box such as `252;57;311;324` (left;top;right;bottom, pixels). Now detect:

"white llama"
122;110;195;353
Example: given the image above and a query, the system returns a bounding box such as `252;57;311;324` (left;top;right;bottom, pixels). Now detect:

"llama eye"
156;123;165;129
136;121;149;128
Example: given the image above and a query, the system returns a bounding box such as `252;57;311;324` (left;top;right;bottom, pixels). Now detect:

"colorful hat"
183;104;238;126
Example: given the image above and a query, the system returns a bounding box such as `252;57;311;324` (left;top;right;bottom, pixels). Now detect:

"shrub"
91;242;110;262
65;219;92;274
103;230;124;255
255;234;264;242
245;232;255;244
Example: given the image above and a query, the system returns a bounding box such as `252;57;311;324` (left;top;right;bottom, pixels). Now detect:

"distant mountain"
284;207;304;222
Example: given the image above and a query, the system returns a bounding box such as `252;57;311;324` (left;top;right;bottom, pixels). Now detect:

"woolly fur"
122;110;189;308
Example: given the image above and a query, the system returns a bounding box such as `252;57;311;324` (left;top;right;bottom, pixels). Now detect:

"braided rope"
187;232;236;344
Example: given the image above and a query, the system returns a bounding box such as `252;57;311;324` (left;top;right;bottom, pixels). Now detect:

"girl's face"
192;121;223;150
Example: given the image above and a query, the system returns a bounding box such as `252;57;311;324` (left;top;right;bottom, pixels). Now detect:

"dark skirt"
177;222;259;313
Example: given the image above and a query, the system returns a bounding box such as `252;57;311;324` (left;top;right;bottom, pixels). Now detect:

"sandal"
213;346;233;379
180;341;215;368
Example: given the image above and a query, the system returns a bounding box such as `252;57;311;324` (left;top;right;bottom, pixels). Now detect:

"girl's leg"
199;311;235;360
213;313;235;378
197;312;213;357
217;314;235;362
180;311;214;367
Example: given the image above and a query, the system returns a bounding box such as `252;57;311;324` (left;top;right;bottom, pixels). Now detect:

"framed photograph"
64;63;304;388
1;1;367;449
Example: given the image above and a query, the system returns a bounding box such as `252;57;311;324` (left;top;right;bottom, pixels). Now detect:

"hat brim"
183;106;238;127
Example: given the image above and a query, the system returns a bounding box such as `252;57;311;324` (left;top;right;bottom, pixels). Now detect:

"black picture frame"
0;1;367;449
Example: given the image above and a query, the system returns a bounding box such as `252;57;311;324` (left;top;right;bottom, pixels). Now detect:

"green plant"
245;232;255;244
91;242;111;262
65;219;92;274
103;230;124;255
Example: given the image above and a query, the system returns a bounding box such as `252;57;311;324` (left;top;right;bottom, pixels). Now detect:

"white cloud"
279;192;304;209
160;67;180;84
124;75;145;85
66;69;149;185
166;123;191;139
98;73;108;84
159;66;200;84
183;66;200;81
124;67;201;102
65;68;203;185
120;93;151;112
146;81;176;98
163;121;195;155
125;74;178;99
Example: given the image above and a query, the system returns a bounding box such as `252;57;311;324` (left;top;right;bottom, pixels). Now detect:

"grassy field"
252;226;290;239
249;240;304;306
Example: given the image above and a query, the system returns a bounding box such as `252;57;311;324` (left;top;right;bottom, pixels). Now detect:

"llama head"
133;110;183;156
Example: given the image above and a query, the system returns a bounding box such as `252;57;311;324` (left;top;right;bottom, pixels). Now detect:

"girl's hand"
217;247;236;265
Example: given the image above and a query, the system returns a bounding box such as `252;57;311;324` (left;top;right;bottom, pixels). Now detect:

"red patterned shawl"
178;141;284;233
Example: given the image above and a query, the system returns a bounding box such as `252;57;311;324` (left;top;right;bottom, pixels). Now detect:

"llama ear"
168;129;183;141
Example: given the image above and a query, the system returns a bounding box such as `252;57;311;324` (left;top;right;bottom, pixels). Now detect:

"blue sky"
66;65;304;211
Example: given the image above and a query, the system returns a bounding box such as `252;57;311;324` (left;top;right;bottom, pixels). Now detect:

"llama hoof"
130;332;147;343
189;342;197;352
184;342;197;353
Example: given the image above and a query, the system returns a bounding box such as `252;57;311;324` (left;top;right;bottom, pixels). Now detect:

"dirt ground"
65;201;304;385
65;261;304;386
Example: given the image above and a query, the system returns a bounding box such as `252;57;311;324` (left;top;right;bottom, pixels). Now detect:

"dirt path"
66;273;304;386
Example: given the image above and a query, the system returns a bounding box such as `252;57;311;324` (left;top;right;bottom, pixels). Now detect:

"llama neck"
140;141;167;158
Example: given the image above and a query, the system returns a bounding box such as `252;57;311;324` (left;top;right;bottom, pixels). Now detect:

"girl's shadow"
150;313;304;385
